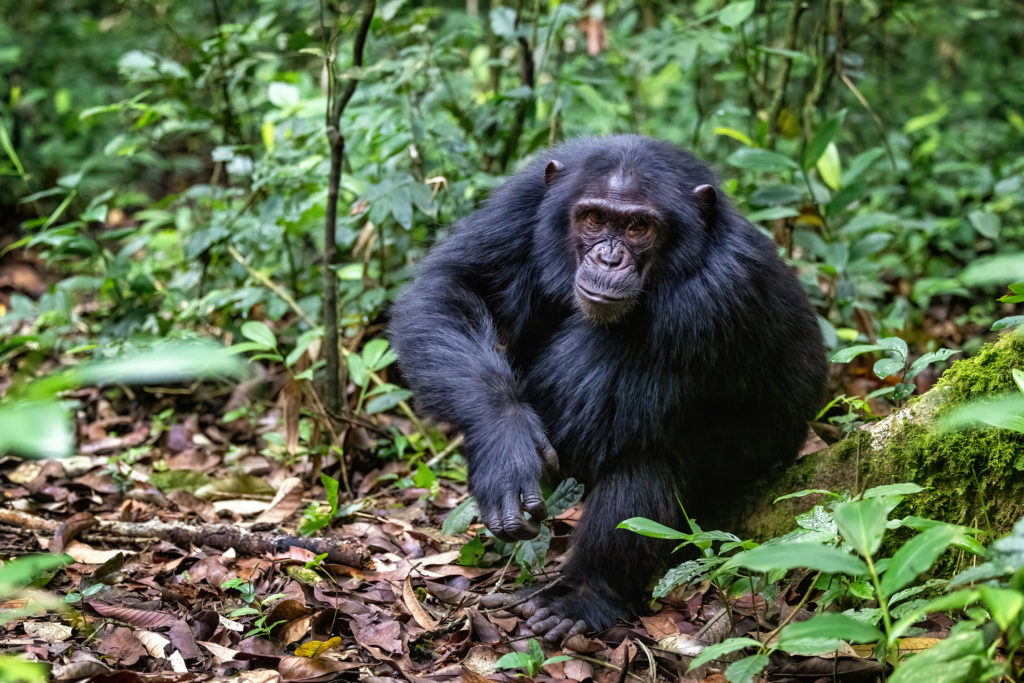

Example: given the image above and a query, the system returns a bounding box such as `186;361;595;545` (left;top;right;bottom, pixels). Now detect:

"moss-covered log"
723;332;1024;541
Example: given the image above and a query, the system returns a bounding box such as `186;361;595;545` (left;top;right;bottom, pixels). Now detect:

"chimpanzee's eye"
626;218;649;237
589;209;606;224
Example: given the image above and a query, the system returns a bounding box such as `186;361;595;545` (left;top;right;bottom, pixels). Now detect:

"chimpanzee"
389;135;827;641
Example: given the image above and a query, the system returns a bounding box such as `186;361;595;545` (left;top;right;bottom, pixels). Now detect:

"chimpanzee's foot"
478;582;625;642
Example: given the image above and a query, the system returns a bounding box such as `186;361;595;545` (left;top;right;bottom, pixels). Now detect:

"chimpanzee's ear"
693;184;718;217
545;160;565;186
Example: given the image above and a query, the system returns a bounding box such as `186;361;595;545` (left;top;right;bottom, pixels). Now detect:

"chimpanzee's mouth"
575;283;627;304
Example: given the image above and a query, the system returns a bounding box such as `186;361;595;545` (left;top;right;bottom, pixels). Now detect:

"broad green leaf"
778;613;883;655
730;543;868;575
727;147;800;173
906;349;960;381
877;336;909;359
723;653;769;683
889;589;979;642
77;343;244;385
1014;368;1024;393
285;328;324;368
267;82;300;108
365;389;413;415
816;142;842;190
687;637;761;670
745;206;800;222
804;110;847;170
456;537;485;566
992;315;1024;331
240;321;277;349
830;344;886;363
362;338;391;370
442;497;480;535
863;483;926;498
714;126;754;146
654;558;720;598
494;651;536;671
0;656;47;683
321;473;340;513
938;395;1024;434
774;489;841;503
967;210;1000;239
978;585;1023;630
546;478;584;517
0;401;73;458
347;352;369;388
718;1;755;27
880;525;961;597
413;463;438;491
617;517;688;539
903;106;949;134
515;525;551;572
226;341;274;356
0;553;72;590
961;253;1024;286
889;630;994;683
873;356;904;379
834;499;889;557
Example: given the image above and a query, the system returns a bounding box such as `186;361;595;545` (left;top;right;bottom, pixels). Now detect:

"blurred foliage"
1;0;1023;419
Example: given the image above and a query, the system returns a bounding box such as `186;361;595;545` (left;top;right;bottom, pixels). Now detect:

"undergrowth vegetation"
2;0;1024;680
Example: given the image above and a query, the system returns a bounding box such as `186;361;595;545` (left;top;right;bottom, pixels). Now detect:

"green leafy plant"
624;484;1002;682
442;478;584;574
494;637;571;677
299;473;366;536
831;336;960;402
220;578;288;638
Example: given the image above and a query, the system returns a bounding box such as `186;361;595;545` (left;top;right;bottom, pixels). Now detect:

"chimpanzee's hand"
468;409;558;542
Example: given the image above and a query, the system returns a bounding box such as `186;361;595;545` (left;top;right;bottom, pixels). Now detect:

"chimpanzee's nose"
595;243;625;268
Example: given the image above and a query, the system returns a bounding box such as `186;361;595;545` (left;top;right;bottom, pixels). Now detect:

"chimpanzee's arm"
389;175;555;541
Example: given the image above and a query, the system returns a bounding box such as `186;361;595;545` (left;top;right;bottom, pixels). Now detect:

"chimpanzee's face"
569;171;662;323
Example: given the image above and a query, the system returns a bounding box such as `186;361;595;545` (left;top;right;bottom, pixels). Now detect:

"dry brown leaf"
254;476;305;526
23;621;73;643
211;498;271;516
168;650;189;673
96;625;146;667
135;630;171;658
277;655;364;680
168;489;218;523
237;670;283;683
62;540;127;565
88;602;179;629
402;575;439;630
199;640;243;662
641;613;680;639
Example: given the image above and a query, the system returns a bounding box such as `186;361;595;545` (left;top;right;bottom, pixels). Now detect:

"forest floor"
1;377;964;683
0;258;967;683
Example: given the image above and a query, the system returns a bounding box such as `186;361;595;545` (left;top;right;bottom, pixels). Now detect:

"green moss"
934;331;1024;404
867;332;1024;539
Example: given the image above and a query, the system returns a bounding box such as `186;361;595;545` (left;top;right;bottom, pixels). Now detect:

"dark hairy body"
389;135;827;641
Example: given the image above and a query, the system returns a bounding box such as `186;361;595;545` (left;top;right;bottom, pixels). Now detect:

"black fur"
389;135;827;634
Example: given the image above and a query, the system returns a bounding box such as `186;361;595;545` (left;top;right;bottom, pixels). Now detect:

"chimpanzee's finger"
521;480;548;523
480;501;515;542
478;593;514;610
525;607;552;628
533;430;559;471
501;490;539;540
515;598;541;619
530;615;564;637
542;617;579;642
